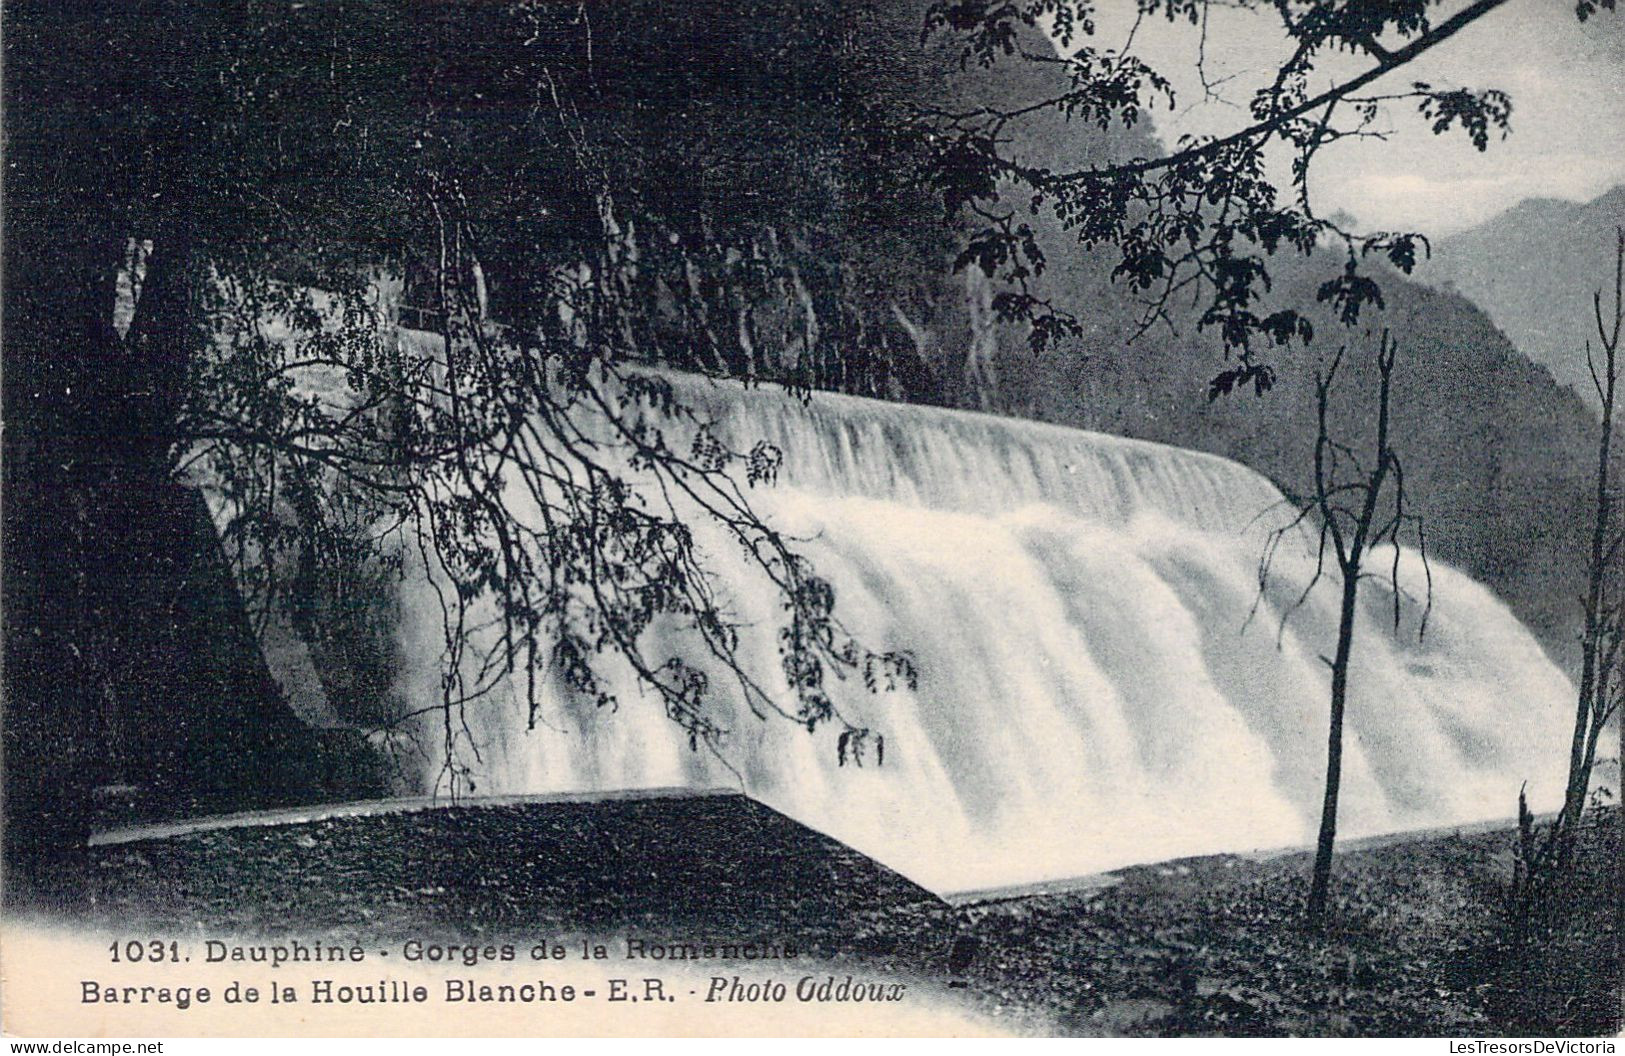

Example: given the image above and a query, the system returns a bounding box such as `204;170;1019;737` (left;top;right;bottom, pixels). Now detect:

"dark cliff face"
451;0;958;398
452;0;1150;402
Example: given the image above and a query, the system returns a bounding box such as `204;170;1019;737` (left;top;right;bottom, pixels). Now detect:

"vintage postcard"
2;0;1621;1040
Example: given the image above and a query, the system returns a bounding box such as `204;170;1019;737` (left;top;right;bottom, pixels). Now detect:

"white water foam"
382;365;1572;895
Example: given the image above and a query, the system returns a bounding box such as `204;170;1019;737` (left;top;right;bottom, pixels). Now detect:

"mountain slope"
1422;185;1625;413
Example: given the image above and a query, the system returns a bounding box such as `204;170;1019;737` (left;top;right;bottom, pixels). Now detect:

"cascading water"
384;367;1572;896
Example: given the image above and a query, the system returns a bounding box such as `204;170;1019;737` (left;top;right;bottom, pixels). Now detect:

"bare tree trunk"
1308;565;1361;920
1555;227;1623;868
1291;332;1408;927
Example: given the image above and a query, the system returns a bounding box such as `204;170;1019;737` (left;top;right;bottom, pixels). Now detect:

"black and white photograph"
2;0;1622;1039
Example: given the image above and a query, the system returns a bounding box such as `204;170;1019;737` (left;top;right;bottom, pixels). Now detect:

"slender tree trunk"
1301;334;1400;926
1556;228;1621;868
1308;557;1361;922
1560;400;1611;860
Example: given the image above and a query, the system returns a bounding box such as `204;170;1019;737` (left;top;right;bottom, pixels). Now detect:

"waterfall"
383;371;1572;895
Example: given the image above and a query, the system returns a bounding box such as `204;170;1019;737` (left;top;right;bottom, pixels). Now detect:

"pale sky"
1069;0;1625;236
